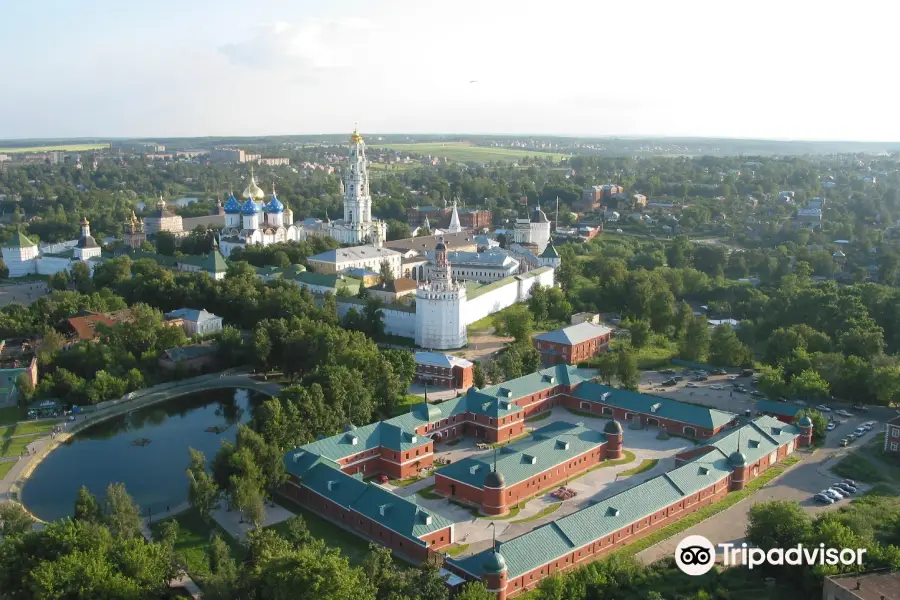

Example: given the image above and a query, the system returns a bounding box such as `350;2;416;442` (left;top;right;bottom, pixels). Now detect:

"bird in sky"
469;80;479;84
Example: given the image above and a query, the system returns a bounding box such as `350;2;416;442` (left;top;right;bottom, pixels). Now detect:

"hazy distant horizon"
2;0;897;141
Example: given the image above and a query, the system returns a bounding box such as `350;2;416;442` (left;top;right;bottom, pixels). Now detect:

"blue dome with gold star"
266;192;284;214
241;198;260;215
224;193;241;214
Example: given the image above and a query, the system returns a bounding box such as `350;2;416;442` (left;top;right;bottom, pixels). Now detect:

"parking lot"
387;406;693;554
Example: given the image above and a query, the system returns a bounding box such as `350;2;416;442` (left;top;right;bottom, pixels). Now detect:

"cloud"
218;18;372;75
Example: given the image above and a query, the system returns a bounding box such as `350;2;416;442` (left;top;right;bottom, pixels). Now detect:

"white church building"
2;218;103;277
219;172;303;258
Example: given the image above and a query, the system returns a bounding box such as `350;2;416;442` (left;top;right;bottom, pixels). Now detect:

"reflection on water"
22;388;263;522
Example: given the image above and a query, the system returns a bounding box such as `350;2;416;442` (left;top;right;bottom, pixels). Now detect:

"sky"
1;0;897;141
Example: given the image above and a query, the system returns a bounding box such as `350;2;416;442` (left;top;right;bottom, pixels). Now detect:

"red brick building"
885;416;900;453
448;415;811;599
458;208;493;230
533;322;612;365
414;351;474;391
434;421;622;515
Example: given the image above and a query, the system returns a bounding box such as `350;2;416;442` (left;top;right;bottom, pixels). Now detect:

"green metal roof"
701;415;800;467
435;422;607;488
468;365;596;418
573;382;737;430
296;420;431;464
755;400;802;418
539;243;559;258
5;230;36;248
296;272;361;293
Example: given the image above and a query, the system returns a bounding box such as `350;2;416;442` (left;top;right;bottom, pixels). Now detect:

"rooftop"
755;400;802;418
534;322;612;346
436;422;607;488
573;382;737;431
414;352;473;370
384;232;479;254
367;278;418;294
67;309;135;341
164;308;221;324
827;571;900;600
309;245;400;264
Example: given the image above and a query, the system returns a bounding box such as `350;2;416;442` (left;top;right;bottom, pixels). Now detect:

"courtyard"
383;405;692;557
0;281;49;307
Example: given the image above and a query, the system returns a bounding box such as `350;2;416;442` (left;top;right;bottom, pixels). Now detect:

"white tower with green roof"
2;231;39;277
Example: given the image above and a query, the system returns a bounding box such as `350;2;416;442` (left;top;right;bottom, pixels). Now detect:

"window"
893;428;900;438
893;443;899;451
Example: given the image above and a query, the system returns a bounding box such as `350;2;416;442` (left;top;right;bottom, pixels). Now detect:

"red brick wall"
886;425;900;453
535;335;610;365
560;395;720;438
454;364;474;391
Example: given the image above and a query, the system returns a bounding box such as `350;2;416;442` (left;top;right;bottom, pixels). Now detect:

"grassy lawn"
389;394;426;417
468;313;498;332
525;411;553;423
612;455;800;559
619;458;659;477
0;406;26;426
568;450;637;482
389;474;430;487
273;495;372;564
0;434;44;458
627;338;679;370
831;452;885;484
856;433;900;486
479;502;525;520
511;502;562;524
0;143;109;154
0;460;16;479
417;485;443;500
445;543;470;556
371;142;568;164
154;507;244;582
0;420;56;438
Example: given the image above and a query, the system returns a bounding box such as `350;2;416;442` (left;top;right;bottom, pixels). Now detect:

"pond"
21;388;267;522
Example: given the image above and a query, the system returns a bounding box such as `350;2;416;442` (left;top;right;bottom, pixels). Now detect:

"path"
138;502;201;600
209;501;295;541
0;371;282;505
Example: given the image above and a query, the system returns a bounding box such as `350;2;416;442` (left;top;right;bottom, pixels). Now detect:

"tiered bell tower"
343;128;372;225
415;237;467;349
123;211;146;249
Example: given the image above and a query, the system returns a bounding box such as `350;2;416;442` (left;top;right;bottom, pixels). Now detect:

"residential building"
570;313;601;325
367;278;418;305
414;352;474;390
210;148;249;163
578;184;623;212
533;322;612;365
66;309;136;342
823;571;900;600
257;157;290;166
164;309;223;336
308;245;402;279
159;342;218;371
885;416;900;453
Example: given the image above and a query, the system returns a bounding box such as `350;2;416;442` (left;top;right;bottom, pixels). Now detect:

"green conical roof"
540;241;559;258
5;230;36;249
206;249;228;273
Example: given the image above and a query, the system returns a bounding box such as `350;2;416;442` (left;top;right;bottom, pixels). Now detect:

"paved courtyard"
0;281;49;307
385;406;692;556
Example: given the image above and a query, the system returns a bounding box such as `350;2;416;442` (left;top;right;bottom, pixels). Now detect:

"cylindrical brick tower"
728;450;749;491
482;546;508;600
482;468;508;516
604;419;624;459
797;415;814;447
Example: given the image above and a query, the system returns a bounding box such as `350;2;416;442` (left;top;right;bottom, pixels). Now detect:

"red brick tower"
604;419;624;459
482;451;508;516
728;450;749;491
797;415;814;447
482;543;508;600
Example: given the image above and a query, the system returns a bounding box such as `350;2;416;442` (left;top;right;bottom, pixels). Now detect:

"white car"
709;384;724;390
823;489;845;500
826;422;836;431
835;409;853;417
686;382;699;388
863;422;875;430
816;404;832;412
727;375;738;381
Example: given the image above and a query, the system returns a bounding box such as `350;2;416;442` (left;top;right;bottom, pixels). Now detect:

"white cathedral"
218;128;385;257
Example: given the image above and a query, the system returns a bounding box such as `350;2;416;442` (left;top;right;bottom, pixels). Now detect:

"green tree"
156;231;177;255
746;500;813;550
379;260;394;283
473;361;486;388
756;364;787;398
386;220;411;241
790;369;830;400
674;300;693;339
680;316;710;362
231;473;266;529
456;581;495;600
0;503;33;537
187;448;220;523
48;269;70;291
709;325;752;367
872;365;900;406
628;319;651;348
70;260;93;293
273;250;291;268
103;482;143;540
493;305;534;343
616;349;639;390
74;485;103;523
595;352;617;385
205;535;239;600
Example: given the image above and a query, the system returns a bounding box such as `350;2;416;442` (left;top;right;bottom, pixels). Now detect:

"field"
0;143;109;154
371;142;568;164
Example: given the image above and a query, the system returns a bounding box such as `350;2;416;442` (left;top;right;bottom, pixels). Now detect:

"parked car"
777;397;789;403
854;427;866;437
673;375;684;381
686;382;699;388
823;489;845;500
834;483;857;494
751;391;765;398
682;369;693;375
709;384;724;390
835;409;853;417
662;378;677;387
741;369;755;377
794;399;807;406
814;493;835;504
693;375;709;381
842;479;857;487
826;422;836;431
712;368;727;375
816;404;832;412
846;433;857;441
863;422;875;431
852;404;869;412
659;369;676;375
734;387;749;394
840;438;849;447
728;375;739;381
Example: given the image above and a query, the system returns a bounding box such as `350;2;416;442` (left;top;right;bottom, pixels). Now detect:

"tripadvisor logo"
675;535;867;576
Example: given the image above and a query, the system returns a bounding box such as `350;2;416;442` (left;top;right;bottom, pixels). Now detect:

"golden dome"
242;168;265;200
350;127;363;145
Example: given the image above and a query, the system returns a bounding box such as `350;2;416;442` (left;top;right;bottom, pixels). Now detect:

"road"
636;416;873;564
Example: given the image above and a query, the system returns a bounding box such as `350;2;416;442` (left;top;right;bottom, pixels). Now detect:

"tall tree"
616;350;639;391
709;325;752;367
73;485;103;523
473;361;486;388
679;316;710;362
103;482;143;540
187;448;220;523
0;503;33;537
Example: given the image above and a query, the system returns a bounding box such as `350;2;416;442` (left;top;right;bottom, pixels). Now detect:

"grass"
831;453;885;484
0;143;109;154
510;502;562;524
0;406;25;426
389;394;426;417
273;495;372;564
571;450;637;480
0;460;16;479
444;543;470;556
371;142;568;164
154;507;244;581
479;502;525;520
619;458;659;477
0;420;56;438
611;455;800;558
565;407;601;419
525;411;553;423
417;485;443;500
388;474;428;487
0;433;44;458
